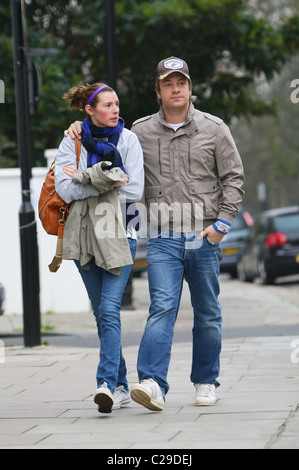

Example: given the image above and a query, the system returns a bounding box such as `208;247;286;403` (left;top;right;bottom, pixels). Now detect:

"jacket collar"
158;103;199;138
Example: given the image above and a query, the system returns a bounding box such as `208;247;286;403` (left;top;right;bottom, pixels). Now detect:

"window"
273;213;299;232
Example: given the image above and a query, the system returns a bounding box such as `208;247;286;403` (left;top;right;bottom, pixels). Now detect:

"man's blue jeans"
137;232;222;396
75;238;137;394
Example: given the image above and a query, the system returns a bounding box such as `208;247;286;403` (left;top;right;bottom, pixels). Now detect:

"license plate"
296;254;299;263
133;259;147;268
222;247;238;256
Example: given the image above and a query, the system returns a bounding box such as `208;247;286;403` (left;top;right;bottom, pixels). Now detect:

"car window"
273;213;299;232
231;214;248;231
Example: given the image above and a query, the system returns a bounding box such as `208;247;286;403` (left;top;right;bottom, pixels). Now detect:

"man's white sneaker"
195;383;217;406
93;382;114;413
130;379;164;411
112;386;131;410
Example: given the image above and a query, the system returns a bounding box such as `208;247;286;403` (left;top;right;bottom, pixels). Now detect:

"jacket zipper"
158;138;162;174
188;138;191;172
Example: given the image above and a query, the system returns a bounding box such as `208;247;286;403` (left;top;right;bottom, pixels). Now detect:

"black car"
237;206;299;285
220;209;253;278
0;283;5;316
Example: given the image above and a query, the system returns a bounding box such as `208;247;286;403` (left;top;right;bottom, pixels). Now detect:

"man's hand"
198;225;225;244
64;121;83;140
62;166;79;178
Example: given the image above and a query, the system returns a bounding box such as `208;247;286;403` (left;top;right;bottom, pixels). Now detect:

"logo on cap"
164;58;184;70
157;56;190;80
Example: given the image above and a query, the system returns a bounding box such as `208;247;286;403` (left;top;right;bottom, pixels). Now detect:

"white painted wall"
0;154;90;315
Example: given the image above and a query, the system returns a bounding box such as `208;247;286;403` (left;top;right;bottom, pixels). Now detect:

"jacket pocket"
145;186;165;202
189;181;219;218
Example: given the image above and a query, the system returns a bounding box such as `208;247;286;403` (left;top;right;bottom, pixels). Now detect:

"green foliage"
232;55;299;210
1;0;299;167
113;0;299;123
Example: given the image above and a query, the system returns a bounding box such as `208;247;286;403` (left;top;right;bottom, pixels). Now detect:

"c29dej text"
107;454;192;467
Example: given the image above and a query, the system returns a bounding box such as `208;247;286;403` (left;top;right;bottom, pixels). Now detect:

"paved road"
1;274;299;348
41;272;299;345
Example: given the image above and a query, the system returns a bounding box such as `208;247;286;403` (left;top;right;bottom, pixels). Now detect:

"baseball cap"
156;56;190;80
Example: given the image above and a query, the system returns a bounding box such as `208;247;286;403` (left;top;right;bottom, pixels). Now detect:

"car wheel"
258;260;275;285
237;259;253;283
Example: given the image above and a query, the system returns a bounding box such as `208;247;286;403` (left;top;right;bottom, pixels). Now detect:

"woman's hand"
198;225;225;244
63;166;79;178
114;174;129;188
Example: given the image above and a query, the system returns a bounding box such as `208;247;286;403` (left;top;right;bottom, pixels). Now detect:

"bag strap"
48;137;81;273
75;136;81;168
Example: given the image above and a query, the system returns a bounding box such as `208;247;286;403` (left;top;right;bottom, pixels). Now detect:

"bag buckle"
59;207;67;224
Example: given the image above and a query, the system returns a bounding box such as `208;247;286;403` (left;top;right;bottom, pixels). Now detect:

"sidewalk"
1;334;299;449
1;277;299;450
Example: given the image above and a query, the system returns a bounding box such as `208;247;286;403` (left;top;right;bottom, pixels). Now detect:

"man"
130;57;244;411
66;56;245;411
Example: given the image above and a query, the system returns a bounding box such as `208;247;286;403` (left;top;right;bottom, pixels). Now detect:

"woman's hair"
63;83;114;111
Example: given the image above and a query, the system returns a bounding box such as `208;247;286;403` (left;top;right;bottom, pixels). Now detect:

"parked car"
0;283;5;316
220;209;254;278
237;206;299;285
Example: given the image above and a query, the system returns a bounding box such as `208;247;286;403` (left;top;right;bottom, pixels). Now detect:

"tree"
231;54;299;212
1;0;299;167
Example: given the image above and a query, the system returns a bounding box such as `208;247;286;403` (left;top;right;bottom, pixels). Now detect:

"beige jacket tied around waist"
62;161;133;276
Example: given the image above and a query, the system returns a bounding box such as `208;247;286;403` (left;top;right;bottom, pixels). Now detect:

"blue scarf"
82;117;125;170
81;117;140;231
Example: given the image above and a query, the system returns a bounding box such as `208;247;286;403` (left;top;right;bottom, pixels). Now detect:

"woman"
55;83;144;413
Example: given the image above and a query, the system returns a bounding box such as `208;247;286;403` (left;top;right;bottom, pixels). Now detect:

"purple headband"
86;84;110;106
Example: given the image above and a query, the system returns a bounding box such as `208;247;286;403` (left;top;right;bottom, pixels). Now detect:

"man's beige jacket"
131;104;245;232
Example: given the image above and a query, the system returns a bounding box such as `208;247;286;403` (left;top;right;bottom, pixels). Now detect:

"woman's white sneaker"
195;383;217;406
130;379;164;411
93;382;114;413
112;386;131;410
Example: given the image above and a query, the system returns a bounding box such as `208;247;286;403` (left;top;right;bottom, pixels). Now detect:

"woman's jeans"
137;232;223;396
75;238;137;394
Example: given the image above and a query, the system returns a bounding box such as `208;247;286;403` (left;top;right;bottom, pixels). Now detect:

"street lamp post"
11;0;41;347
